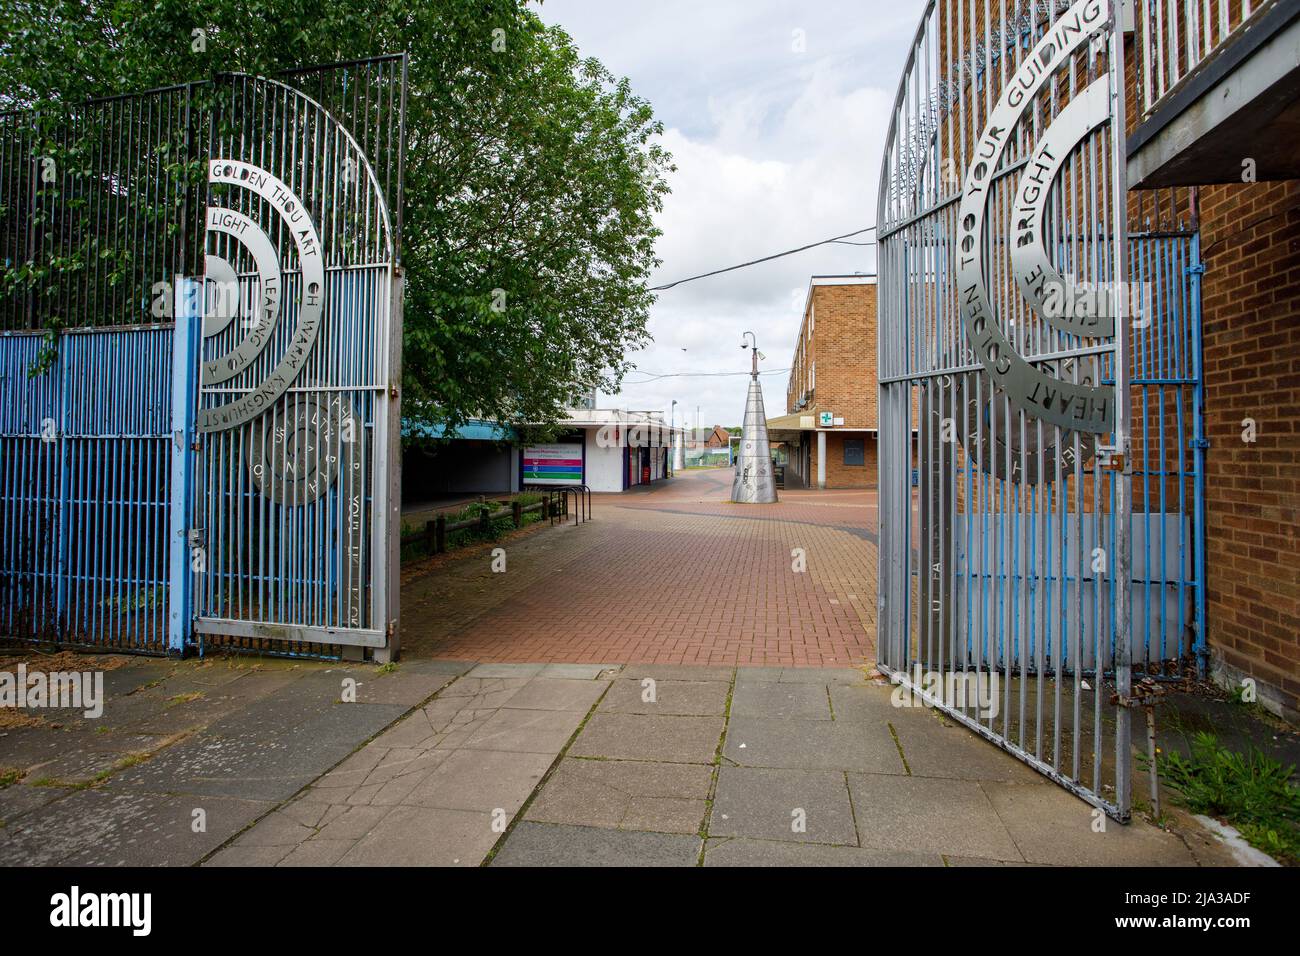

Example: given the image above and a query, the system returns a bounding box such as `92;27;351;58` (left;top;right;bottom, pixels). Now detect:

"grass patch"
1156;731;1299;865
375;662;399;676
164;691;204;708
0;767;24;788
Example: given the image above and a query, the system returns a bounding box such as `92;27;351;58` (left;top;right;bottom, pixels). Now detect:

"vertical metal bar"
1188;234;1208;675
1109;8;1134;819
168;280;199;654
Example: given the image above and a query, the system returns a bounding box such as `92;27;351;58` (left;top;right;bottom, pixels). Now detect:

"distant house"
703;425;730;449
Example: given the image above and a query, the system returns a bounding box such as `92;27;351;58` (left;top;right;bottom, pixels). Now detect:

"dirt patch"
0;709;44;730
0;651;132;673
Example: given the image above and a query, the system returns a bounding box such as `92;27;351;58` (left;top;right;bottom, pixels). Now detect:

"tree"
0;0;672;434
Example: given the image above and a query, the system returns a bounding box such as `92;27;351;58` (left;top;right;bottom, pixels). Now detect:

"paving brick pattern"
401;468;878;666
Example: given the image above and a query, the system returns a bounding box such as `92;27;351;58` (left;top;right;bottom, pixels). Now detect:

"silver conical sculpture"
732;335;777;503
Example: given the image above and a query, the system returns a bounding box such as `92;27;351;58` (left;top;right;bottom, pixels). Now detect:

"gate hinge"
1185;262;1205;276
389;384;399;399
1190;438;1210;451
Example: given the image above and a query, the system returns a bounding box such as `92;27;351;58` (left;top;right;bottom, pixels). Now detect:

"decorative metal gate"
877;0;1205;819
0;57;406;660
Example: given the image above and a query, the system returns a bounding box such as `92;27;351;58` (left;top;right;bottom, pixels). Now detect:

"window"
843;438;865;466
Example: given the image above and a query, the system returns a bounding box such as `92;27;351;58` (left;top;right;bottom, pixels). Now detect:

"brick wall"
785;280;879;489
1197;179;1300;719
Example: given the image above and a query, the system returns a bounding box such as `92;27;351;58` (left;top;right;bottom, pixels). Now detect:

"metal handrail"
1133;0;1273;120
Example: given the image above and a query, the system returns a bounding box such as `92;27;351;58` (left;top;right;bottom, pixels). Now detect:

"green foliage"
0;0;671;432
1157;731;1300;865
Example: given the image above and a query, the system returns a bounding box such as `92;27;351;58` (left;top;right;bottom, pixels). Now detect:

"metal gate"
877;0;1204;819
0;57;406;660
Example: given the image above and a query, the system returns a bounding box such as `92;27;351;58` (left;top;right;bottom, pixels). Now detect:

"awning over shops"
402;418;517;442
765;411;814;443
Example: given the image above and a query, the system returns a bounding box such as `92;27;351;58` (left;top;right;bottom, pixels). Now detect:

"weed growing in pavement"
1155;731;1299;865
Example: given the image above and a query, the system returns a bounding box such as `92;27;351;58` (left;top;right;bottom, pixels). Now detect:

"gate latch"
1096;443;1125;472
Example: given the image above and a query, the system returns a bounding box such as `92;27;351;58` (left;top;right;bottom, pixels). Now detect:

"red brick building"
769;275;878;489
1123;5;1300;720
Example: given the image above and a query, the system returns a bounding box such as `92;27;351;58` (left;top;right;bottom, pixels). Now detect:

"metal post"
1109;8;1135;819
167;278;199;655
373;270;404;664
1188;239;1209;676
817;430;827;489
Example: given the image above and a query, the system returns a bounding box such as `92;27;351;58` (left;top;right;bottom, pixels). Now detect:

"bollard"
512;500;523;528
435;514;447;554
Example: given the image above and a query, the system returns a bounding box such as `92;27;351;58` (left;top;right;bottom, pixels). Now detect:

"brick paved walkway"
400;468;878;667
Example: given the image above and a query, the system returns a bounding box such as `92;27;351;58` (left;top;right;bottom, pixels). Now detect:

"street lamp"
740;331;765;377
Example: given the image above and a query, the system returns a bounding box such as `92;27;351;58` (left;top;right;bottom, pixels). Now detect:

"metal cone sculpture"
732;338;777;503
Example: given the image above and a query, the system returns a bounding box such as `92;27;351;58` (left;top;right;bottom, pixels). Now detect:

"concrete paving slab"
0;781;66;822
710;766;858;845
0;727;86;769
406;748;554;815
828;683;903;722
703;837;945;867
734;667;784;682
982;782;1198;866
526;757;712;834
569;713;724;764
490;821;700;867
200;688;330;738
232;808;319;847
501;677;610;713
276;839;355;867
620;664;736;681
109;734;317;802
204;844;292;866
731;681;832;720
944;855;1036;866
350;663;467;706
776;667;872;685
78;730;171;754
312;804;393;843
465;663;546;679
723;716;905;774
21;746;121;783
0;788;273;866
600;678;730;716
435;676;531;709
460;707;584;754
339;805;497;866
293;702;409;748
889;712;1047;783
847;774;1022;861
538;663;621;679
115;695;245;735
366;751;451;806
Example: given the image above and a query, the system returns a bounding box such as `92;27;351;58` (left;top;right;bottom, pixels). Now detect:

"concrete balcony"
1127;0;1300;188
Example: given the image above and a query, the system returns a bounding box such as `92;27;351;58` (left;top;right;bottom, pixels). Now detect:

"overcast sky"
534;0;925;431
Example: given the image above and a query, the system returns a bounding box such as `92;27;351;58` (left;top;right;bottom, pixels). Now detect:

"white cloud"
536;0;925;427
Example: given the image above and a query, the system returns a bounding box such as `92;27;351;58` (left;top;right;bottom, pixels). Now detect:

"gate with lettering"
876;1;1205;819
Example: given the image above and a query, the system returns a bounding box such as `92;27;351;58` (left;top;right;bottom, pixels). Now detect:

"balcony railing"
1132;0;1277;119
